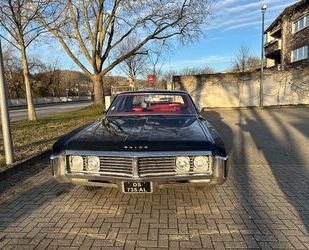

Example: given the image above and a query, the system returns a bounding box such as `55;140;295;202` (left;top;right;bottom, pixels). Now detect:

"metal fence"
8;96;92;107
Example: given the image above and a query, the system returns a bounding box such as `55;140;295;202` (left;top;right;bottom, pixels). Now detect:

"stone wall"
173;68;309;108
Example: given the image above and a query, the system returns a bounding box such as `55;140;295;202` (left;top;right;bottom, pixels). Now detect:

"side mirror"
102;108;107;114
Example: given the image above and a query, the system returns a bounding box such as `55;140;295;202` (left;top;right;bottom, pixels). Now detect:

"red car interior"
133;103;183;113
107;93;196;116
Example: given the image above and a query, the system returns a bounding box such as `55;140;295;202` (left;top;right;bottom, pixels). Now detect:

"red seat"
133;107;143;112
148;103;182;112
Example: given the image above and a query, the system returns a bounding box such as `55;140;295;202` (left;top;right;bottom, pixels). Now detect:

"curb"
0;149;51;178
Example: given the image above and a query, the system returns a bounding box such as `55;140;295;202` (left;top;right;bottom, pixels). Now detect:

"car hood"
57;115;220;152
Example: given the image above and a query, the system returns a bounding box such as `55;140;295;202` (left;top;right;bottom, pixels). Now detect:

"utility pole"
260;4;267;107
0;38;14;164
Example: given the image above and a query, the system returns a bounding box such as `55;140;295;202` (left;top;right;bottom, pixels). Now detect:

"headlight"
86;156;100;172
175;156;190;173
193;156;212;173
70;155;84;172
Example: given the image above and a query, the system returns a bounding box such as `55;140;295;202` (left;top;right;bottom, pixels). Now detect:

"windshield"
107;93;197;116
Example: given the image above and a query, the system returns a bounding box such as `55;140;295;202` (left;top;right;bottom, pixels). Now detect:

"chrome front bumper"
51;152;228;189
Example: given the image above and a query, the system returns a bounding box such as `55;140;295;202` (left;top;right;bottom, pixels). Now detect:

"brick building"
265;0;309;70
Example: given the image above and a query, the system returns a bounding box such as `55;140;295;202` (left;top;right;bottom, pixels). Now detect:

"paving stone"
0;108;308;248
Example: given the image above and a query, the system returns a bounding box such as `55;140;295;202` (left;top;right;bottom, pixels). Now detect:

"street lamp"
0;37;14;164
260;4;267;107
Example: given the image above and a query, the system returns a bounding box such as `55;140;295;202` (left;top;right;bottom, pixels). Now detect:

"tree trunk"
92;75;105;107
20;45;37;121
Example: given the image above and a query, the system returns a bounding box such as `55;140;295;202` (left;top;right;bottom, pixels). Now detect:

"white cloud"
208;0;298;31
224;18;275;31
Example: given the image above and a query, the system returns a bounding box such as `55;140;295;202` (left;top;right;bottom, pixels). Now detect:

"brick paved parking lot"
0;107;308;249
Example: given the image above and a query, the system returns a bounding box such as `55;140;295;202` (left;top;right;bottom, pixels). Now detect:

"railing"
8;96;92;107
265;39;282;57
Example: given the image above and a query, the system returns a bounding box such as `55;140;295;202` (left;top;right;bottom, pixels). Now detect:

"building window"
291;46;308;62
293;15;309;33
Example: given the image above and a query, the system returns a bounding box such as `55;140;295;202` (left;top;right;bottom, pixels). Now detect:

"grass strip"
0;104;102;168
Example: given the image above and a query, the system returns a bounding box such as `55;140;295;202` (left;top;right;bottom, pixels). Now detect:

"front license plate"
122;182;153;193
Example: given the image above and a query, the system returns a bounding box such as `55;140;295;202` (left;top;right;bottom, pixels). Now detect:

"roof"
266;0;309;32
118;89;188;95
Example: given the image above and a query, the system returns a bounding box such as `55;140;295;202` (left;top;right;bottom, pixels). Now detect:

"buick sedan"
51;90;228;193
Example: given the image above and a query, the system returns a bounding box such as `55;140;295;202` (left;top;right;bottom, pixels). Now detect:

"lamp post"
260;4;267;107
0;38;14;164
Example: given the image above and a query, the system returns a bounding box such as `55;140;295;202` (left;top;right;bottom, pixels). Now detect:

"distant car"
51;90;228;193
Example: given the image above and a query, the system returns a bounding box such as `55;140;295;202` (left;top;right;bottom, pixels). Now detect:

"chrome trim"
139;172;178;177
65;172;214;181
66;170;213;178
78;171;133;177
215;156;229;161
139;156;177;177
50;154;69;183
64;150;213;157
51;151;228;188
139;171;212;177
132;157;139;178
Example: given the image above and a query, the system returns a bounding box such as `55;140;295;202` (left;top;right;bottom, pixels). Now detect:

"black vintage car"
51;90;228;193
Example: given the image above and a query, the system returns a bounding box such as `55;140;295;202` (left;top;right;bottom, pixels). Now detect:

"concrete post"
105;95;111;109
0;38;14;164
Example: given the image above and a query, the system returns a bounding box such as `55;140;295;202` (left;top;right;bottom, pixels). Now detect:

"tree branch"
67;0;93;65
81;0;95;46
37;13;92;77
0;34;20;50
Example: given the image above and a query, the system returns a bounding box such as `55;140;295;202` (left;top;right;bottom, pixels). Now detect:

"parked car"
51;90;228;193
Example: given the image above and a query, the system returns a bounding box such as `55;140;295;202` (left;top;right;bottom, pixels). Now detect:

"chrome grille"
74;155;199;178
99;156;133;177
138;156;176;177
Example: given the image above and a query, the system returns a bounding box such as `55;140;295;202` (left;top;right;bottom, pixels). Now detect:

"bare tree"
232;45;260;72
161;69;178;89
2;45;24;98
0;0;56;120
44;58;60;97
247;57;261;70
38;0;214;106
145;43;170;81
118;37;147;85
179;66;214;75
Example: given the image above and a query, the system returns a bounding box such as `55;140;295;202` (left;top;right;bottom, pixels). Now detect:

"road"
0;107;308;249
6;101;93;122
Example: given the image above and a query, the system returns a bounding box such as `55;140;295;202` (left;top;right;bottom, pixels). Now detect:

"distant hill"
34;70;91;84
34;70;127;85
33;70;128;96
8;67;141;98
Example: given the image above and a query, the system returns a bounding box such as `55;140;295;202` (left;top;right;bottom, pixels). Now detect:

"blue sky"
28;0;298;74
163;0;298;73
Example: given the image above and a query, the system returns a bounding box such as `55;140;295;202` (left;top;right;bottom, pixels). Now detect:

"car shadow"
0;162;73;235
0;157;51;195
202;110;233;155
239;108;309;235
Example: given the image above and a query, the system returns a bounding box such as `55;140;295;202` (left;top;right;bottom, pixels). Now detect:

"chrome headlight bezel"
175;156;191;173
69;155;84;172
193;156;212;173
86;156;100;172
